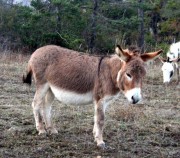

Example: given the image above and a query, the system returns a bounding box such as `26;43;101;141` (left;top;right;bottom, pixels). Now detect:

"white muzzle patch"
124;88;142;104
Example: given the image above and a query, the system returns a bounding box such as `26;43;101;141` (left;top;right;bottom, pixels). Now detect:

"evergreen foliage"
0;0;179;53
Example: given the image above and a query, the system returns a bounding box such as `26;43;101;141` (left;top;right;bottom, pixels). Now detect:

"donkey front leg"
93;100;106;149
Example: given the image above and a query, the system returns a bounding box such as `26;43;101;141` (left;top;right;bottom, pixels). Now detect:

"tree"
138;0;144;53
0;0;179;53
88;0;98;53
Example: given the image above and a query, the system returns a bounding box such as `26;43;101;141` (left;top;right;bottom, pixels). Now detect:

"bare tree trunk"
89;0;98;54
149;0;167;43
150;11;159;42
138;0;144;53
55;5;61;31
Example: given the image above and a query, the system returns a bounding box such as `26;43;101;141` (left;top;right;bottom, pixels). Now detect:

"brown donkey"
23;45;162;149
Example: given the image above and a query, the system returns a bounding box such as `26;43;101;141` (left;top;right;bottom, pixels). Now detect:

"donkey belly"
50;85;93;105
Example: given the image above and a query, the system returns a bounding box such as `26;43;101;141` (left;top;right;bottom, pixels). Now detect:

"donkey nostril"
131;96;139;104
131;96;135;104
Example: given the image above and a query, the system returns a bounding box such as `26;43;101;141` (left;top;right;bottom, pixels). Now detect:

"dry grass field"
0;52;179;158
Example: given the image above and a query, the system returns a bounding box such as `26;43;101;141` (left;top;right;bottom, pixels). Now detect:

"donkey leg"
175;63;179;83
32;84;49;135
176;67;179;83
93;100;106;148
43;88;58;134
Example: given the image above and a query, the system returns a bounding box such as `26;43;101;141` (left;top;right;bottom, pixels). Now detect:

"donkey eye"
126;73;132;78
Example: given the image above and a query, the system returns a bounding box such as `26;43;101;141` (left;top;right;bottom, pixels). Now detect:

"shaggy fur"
23;45;162;149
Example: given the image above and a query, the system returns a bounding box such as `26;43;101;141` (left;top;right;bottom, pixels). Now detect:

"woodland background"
0;0;179;54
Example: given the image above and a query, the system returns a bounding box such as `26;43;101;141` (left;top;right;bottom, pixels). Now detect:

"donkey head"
160;57;174;83
167;42;180;61
116;45;163;104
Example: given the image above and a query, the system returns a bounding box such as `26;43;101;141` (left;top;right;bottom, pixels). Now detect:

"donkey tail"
23;65;32;86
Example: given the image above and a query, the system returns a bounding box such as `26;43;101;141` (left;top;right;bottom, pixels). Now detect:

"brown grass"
0;52;179;158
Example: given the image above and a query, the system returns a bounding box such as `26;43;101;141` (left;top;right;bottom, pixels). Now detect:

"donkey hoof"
47;127;58;135
97;143;116;151
38;129;47;135
97;142;106;150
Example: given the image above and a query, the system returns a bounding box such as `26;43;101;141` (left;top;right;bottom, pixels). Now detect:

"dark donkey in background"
23;45;163;149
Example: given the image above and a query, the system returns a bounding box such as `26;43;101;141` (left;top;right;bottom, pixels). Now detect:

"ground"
0;53;179;158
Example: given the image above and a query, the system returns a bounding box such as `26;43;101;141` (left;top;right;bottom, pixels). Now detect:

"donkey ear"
115;45;131;62
141;49;163;62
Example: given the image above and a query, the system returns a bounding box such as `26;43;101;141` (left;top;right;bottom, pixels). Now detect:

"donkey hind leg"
93;100;106;149
174;63;179;83
176;65;179;83
32;84;49;135
43;88;58;134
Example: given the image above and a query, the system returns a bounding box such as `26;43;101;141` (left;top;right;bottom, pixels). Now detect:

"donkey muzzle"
125;88;142;104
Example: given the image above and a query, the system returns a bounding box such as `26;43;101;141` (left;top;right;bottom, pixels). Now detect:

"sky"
13;0;31;6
